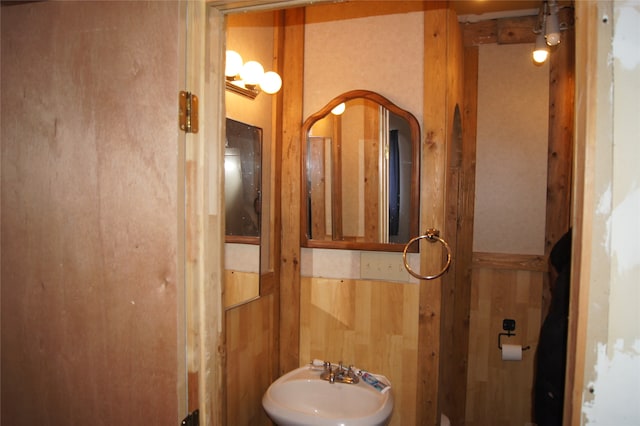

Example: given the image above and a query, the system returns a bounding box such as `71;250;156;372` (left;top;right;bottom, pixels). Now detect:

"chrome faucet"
320;361;360;384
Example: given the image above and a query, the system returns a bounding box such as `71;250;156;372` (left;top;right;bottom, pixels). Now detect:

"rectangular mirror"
225;118;262;242
224;118;262;308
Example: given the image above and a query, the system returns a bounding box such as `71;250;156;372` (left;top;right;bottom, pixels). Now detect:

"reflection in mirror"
225;118;262;242
224;118;262;308
302;90;420;251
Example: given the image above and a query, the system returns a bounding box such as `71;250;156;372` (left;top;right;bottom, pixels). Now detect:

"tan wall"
473;43;550;255
1;2;182;424
304;4;424;127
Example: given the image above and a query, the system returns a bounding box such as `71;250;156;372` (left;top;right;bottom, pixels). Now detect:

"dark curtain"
534;229;572;426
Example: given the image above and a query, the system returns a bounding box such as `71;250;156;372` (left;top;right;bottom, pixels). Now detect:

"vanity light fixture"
225;50;282;100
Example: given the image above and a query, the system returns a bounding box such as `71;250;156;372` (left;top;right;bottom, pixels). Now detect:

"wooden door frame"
183;2;226;425
183;2;330;425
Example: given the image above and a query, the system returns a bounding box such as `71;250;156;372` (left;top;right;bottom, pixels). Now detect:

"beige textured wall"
1;2;181;424
473;43;549;255
303;11;424;127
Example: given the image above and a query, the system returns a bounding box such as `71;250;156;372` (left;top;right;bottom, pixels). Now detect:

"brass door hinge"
179;91;199;134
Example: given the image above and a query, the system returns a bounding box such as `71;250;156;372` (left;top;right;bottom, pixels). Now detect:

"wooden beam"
461;8;574;47
544;22;575;254
279;7;305;375
418;2;449;424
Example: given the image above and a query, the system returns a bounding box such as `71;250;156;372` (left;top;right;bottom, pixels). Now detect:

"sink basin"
262;365;393;426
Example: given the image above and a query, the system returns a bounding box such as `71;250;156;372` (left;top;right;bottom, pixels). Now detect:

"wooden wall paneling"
472;252;548;272
224;270;260;308
279;7;305;375
466;266;544;426
299;277;419;426
419;3;449;424
225;295;276;425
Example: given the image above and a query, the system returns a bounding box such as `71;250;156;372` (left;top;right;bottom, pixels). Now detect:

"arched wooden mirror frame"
301;89;421;252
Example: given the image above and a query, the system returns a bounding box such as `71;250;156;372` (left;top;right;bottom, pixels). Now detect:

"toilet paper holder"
498;318;531;350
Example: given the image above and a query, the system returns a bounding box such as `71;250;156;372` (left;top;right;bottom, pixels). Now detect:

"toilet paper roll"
501;344;523;361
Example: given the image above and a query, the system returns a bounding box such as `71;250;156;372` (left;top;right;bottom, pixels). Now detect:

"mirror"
302;90;420;251
225;118;262;242
224;118;263;308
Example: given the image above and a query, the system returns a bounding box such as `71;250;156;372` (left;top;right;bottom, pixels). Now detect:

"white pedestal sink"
262;365;393;426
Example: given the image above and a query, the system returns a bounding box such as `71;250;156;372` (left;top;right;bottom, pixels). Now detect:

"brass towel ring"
402;228;452;280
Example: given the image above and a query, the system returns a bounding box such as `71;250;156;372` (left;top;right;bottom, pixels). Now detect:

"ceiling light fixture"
532;0;566;64
545;0;561;46
225;50;282;100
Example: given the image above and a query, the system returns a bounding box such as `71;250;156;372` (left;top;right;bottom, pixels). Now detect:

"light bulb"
225;50;243;78
533;34;549;64
240;61;264;87
331;103;346;116
260;71;282;94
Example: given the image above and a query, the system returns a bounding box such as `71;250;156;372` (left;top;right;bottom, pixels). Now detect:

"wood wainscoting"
300;277;420;426
224;270;260;308
226;294;276;425
465;252;548;426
